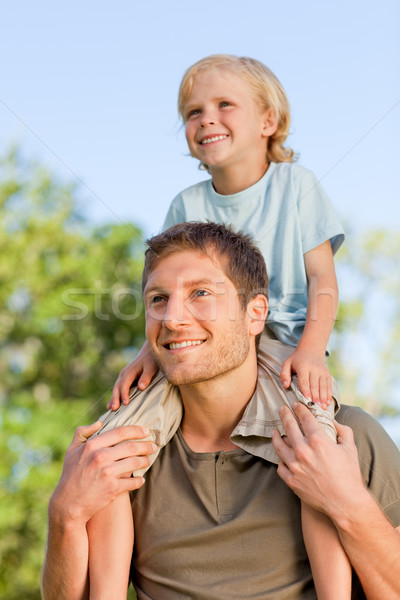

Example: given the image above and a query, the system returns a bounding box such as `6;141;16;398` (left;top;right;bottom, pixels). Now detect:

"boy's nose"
200;118;215;127
200;111;216;127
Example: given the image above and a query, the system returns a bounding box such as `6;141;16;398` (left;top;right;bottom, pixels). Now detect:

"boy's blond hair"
178;54;295;168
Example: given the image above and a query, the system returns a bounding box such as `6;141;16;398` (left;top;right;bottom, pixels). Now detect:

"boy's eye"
186;108;200;119
219;101;231;108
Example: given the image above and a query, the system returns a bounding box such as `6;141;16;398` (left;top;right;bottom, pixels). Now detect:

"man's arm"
272;403;400;600
41;421;156;600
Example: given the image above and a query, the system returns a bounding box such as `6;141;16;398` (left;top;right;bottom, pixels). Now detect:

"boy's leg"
258;329;351;598
91;371;183;476
87;493;133;600
302;503;352;600
257;328;339;440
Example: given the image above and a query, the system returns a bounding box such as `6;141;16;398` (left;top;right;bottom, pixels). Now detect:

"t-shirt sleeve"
295;168;345;256
162;195;187;232
336;405;400;527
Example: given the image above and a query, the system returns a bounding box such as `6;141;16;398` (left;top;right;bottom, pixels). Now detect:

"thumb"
71;420;103;448
280;358;292;388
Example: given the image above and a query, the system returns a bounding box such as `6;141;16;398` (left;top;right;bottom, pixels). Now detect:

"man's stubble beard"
153;318;251;386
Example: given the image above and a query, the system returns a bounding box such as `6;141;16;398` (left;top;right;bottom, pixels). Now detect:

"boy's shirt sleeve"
295;167;345;256
162;195;187;231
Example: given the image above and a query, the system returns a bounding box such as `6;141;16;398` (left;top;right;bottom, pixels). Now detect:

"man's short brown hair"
142;221;268;309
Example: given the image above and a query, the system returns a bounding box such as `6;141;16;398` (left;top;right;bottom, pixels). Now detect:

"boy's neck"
211;161;270;196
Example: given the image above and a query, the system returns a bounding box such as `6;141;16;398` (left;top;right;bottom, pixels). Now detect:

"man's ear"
247;294;268;336
261;107;278;138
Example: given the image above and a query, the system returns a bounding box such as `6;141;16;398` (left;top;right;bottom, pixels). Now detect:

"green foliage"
0;149;145;597
1;149;399;598
331;229;400;415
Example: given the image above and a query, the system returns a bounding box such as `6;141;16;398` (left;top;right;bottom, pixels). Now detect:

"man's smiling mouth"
167;340;205;349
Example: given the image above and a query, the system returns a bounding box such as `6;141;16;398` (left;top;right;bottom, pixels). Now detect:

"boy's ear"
261;107;278;137
247;294;268;336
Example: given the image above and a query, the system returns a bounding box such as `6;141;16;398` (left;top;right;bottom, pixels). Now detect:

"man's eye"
220;101;231;108
151;295;165;304
194;289;210;298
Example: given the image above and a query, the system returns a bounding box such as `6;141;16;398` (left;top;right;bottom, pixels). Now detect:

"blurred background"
0;1;399;597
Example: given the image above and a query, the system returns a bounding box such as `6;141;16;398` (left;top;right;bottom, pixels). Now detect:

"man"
42;222;400;599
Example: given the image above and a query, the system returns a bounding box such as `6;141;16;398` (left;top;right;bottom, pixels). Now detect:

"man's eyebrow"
144;278;224;295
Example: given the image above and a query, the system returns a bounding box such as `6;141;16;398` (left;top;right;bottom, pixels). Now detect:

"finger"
280;359;292;388
113;454;152;477
317;375;328;408
309;372;320;405
137;373;152;391
297;373;312;402
71;421;103;449
279;405;305;446
108;440;157;463
292;402;321;435
333;421;355;445
119;475;146;493
326;375;332;407
272;429;295;464
121;379;135;405
87;425;151;449
108;385;122;410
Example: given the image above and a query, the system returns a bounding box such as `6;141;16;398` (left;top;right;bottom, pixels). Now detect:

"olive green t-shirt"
130;406;400;599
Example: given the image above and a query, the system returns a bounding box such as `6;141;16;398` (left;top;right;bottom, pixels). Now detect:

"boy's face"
183;68;276;177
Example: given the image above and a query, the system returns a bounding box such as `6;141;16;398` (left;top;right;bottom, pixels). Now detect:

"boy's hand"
280;348;332;409
107;341;158;411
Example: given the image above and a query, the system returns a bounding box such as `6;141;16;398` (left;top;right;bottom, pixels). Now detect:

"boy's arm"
272;403;400;600
280;240;338;407
41;423;154;600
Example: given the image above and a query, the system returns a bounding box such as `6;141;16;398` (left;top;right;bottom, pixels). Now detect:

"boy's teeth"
201;135;227;145
169;340;203;349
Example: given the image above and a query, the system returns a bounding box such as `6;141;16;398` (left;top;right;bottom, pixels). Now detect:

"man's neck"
178;352;258;452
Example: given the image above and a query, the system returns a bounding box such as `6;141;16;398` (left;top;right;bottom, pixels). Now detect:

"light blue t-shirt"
163;162;344;348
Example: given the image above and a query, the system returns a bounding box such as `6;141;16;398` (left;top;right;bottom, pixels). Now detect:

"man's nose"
162;296;192;329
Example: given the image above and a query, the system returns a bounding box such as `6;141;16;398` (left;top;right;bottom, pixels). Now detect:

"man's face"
143;250;253;386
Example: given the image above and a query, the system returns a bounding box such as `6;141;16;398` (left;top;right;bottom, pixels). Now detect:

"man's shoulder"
336;404;392;444
336;404;400;473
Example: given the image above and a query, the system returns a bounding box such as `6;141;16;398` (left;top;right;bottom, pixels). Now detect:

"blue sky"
1;1;400;434
0;0;399;238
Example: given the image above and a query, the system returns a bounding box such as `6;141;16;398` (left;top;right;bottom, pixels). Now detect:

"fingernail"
142;427;150;435
151;443;157;451
292;402;298;409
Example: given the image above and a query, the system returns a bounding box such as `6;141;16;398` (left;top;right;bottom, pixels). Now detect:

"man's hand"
107;341;158;410
272;403;367;523
50;421;157;526
280;348;332;409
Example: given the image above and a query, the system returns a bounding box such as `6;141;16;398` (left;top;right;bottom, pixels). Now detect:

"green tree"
0;149;145;599
331;228;400;417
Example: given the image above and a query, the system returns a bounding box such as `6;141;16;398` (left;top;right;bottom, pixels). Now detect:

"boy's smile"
183;68;276;187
